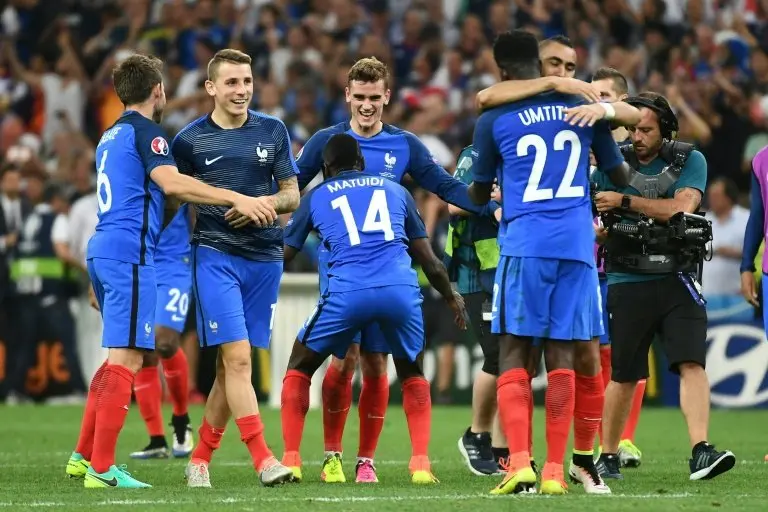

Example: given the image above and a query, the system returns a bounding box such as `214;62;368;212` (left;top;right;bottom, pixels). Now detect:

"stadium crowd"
0;0;764;404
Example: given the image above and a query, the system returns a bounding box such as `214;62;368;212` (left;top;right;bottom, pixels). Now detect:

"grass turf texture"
0;405;764;511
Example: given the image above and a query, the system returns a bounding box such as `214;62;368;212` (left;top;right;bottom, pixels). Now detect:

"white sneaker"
185;461;212;488
173;425;194;458
568;461;611;494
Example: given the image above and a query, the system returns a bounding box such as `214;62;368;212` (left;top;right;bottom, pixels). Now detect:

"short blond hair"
207;49;252;81
347;57;390;88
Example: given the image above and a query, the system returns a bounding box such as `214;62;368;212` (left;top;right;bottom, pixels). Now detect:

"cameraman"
591;92;735;481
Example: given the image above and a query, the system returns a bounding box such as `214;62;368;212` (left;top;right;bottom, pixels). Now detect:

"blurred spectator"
704;177;750;297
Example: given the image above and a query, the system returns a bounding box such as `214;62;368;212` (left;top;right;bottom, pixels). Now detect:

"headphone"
626;94;679;140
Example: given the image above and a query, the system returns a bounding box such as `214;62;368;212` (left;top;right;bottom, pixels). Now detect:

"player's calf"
321;346;357;458
357;350;389;479
155;327;193;458
131;351;169;460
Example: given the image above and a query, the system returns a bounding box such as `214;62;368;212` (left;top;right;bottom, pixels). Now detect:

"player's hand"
88;284;100;312
448;290;468;330
551;77;601;104
226;195;277;228
741;271;760;307
594;191;622;212
563;103;609;127
226;210;252;229
491;182;501;202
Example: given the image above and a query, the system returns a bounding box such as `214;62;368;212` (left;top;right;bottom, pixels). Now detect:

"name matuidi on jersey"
326;176;385;193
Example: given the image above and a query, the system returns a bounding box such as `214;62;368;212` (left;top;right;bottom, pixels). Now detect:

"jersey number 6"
519;130;584;203
331;189;394;246
96;150;113;214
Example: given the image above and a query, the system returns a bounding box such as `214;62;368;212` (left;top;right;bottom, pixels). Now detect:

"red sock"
358;374;389;459
527;374;534;456
74;360;108;460
401;377;431;457
134;366;164;437
91;364;134;473
321;365;353;452
190;417;225;464
544;369;575;466
280;370;311;454
573;373;604;454
235;414;274;472
496;369;530;457
600;347;612;389
622;379;645;441
162;349;189;416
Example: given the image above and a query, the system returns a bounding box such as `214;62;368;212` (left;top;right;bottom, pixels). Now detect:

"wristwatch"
621;195;632;209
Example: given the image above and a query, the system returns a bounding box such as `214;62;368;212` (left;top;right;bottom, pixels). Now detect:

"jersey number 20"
519;130;583;203
331;189;394;246
96;150;113;213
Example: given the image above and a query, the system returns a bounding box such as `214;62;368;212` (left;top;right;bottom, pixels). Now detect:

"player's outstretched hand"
741;271;760;307
551;77;601;104
563;103;608;128
226;195;277;228
448;290;468;330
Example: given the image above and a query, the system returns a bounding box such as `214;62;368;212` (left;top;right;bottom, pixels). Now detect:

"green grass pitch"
0;405;765;511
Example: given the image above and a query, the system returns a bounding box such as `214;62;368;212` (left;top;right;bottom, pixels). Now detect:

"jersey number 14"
519;130;584;203
331;189;394;246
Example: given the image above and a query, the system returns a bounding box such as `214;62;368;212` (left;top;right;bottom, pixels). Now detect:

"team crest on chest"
256;144;269;164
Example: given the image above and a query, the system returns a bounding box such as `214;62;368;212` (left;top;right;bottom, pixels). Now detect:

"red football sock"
600;347;612;390
527;374;534;456
496;369;530;457
281;370;311;454
161;348;189;416
622;379;645;441
190;417;225;464
134;366;164;437
573;373;604;454
90;364;134;473
236;414;274;472
401;377;431;457
74;360;108;460
321;364;353;453
544;369;575;466
358;374;389;459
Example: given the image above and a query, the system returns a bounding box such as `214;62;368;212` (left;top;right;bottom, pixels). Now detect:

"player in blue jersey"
467;30;626;496
130;205;195;460
171;49;299;488
287;56;499;484
280;133;465;485
474;36;643;489
65;54;278;489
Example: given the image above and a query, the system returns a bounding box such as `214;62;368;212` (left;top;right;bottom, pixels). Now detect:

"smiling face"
345;79;390;134
540;41;577;78
206;61;253;118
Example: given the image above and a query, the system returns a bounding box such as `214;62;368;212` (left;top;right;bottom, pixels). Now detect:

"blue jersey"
172;111;299;261
156;204;192;265
284;171;428;293
473;93;623;265
87;110;176;266
295;122;489;215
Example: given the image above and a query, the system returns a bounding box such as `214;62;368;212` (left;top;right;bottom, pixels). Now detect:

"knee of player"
108;347;144;373
543;341;575;371
287;340;326;376
676;361;705;378
573;342;600;376
155;334;180;359
143;351;160;368
360;351;388;377
221;345;253;375
393;355;424;381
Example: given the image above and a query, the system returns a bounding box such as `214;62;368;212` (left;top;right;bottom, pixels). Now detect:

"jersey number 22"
331;189;394;246
519;130;584;203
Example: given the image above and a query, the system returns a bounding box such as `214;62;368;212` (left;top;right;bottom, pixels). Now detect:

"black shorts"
462;291;499;376
607;274;707;382
423;290;464;348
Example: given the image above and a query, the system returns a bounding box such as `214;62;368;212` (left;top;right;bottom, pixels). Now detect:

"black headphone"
626;94;679;140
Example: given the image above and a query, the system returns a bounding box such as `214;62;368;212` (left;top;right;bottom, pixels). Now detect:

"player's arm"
268;120;301;213
564;101;640;129
404;133;499;218
295;131;330;192
476;76;601;110
404;193;467;329
468;112;500;205
283;192;315;263
741;169;764;306
447;148;478;217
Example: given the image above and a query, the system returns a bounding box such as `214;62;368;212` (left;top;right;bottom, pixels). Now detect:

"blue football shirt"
284;171;428;293
473;93;623;265
155;204;192;265
87;110;176;266
172;111;299;261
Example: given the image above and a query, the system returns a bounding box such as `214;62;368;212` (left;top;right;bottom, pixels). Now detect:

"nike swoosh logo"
91;474;118;486
205;156;223;165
